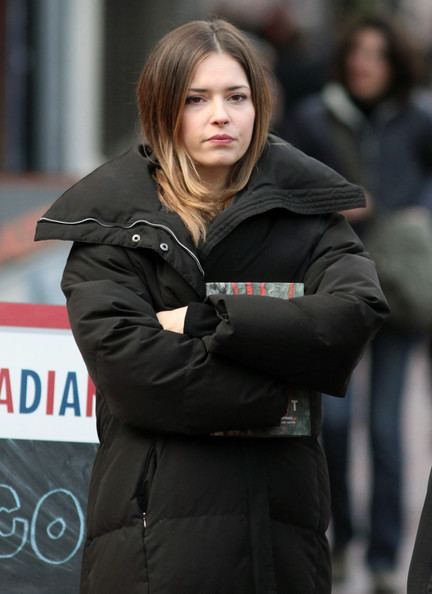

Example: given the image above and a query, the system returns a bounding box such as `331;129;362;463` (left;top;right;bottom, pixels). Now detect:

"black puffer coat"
408;466;432;593
35;135;388;594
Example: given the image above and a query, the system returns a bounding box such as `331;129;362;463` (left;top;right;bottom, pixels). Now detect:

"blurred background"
1;1;432;592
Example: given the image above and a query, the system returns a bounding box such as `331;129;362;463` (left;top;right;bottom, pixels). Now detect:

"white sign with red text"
0;303;98;443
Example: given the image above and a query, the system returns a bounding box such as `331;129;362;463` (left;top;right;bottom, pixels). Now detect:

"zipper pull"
142;512;147;529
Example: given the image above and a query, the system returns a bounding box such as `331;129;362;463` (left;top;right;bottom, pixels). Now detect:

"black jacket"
35;135;388;594
408;467;432;593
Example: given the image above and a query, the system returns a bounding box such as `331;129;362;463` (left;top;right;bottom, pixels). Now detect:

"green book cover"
206;281;311;438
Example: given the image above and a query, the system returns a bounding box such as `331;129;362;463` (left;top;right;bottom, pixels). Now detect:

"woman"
35;19;387;594
283;15;432;593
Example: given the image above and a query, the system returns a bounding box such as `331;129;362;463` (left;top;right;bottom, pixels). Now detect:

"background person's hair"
137;18;272;244
333;15;422;102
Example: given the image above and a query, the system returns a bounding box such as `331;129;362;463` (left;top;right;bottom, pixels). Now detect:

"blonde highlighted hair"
137;19;272;244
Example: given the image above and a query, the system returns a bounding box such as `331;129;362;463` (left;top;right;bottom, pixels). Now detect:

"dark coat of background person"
35;136;388;594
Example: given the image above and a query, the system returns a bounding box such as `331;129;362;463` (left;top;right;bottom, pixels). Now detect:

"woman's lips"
207;134;235;144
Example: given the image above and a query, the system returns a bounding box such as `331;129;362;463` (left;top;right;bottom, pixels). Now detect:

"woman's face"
344;28;392;102
179;52;255;188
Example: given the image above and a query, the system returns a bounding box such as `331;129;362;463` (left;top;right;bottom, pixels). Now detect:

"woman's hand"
156;306;188;334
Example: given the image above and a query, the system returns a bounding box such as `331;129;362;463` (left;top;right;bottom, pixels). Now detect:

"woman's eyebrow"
188;85;250;92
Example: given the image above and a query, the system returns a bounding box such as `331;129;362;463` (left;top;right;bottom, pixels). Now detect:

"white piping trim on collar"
39;216;205;276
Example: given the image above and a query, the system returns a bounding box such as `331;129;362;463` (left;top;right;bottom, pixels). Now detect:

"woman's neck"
197;166;229;194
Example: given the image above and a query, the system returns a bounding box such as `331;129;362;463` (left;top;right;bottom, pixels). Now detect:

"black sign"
0;439;97;594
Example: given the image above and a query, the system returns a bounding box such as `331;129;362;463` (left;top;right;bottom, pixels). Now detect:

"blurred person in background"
35;17;388;594
282;14;432;594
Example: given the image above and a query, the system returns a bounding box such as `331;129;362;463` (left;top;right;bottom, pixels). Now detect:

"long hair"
333;15;421;103
137;19;272;244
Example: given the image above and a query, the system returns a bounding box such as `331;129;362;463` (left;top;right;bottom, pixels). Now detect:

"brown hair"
333;15;422;102
137;19;272;244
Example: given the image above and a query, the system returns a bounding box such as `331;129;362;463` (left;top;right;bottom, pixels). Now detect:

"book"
205;281;304;299
206;281;312;437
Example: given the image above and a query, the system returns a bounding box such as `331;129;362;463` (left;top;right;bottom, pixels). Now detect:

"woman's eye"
185;96;205;105
229;94;248;103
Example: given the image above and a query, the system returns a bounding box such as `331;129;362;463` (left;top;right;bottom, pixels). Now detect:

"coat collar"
230;133;365;214
35;133;365;245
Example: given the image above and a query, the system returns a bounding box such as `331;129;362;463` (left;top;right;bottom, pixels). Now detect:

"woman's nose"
210;99;230;125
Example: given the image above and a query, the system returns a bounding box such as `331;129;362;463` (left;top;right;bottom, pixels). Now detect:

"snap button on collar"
160;242;169;252
132;234;141;242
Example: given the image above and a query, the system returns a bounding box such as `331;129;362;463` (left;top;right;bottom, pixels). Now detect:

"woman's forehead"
189;53;249;88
